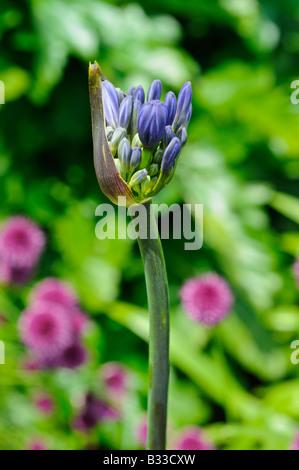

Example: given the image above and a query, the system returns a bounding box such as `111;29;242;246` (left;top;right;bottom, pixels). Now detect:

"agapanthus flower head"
0;216;45;270
34;393;55;415
31;277;78;309
89;62;192;206
180;273;234;326
294;259;299;290
19;302;73;356
100;362;128;396
175;427;214;450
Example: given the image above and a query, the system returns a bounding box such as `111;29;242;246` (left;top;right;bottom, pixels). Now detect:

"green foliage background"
0;0;299;450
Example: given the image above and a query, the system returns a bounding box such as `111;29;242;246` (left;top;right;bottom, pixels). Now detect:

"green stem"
131;201;170;450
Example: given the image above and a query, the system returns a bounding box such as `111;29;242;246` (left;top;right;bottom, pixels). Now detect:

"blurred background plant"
0;0;299;450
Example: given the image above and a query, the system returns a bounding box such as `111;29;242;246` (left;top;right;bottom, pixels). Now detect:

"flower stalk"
131;201;169;450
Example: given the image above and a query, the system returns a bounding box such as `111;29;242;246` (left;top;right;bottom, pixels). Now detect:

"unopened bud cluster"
102;78;192;199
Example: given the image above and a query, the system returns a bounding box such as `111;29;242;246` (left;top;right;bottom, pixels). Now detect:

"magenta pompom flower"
0;216;45;269
26;439;47;450
32;277;78;309
19;302;73;356
175;427;214;450
100;362;128;397
294;259;299;290
0;263;33;285
290;430;299;450
135;415;148;448
34;393;55;415
73;393;119;432
180;273;234;325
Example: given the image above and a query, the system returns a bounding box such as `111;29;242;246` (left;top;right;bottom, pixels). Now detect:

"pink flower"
135;415;147;448
73;393;119;432
175;427;214;450
180;273;234;325
58;342;87;369
71;309;89;336
294;259;299;290
100;362;128;396
34;393;55;415
0;217;45;269
0;262;33;285
19;302;73;356
31;277;78;309
27;439;47;450
290;430;299;450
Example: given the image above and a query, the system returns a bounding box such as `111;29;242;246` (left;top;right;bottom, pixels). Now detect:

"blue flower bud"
172;81;192;132
147;79;162;101
109;127;127;155
132;133;142;148
153;148;164;164
114;158;122;175
176;126;188;146
118;95;133;130
164;91;177;125
129;169;148;187
130;147;142;170
118;137;131;173
105;126;114;141
161;137;181;173
102;80;120;129
138;100;168;148
127;86;136;96
141;175;151;194
115;88;125;105
148;163;159;176
133;85;145;104
130;100;142;137
184;104;192;128
162;125;175;148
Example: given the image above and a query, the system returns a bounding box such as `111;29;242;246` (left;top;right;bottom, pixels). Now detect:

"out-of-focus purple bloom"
290;430;299;449
127;86;135;96
34;393;55;415
175;427;214;450
58;341;87;369
73;393;119;432
164;91;177;126
0;216;45;270
180;273;234;326
138;100;168;148
147;79;162;101
102;80;119;129
71;308;89;336
161;137;181;174
100;362;128;397
19;302;73;356
32;278;78;309
0;263;33;285
27;439;47;450
172;82;192;132
294;259;299;290
118;95;133;130
135;415;147;448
